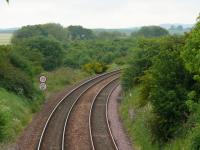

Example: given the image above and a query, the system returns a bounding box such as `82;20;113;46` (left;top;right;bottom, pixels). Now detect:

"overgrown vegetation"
121;15;200;149
0;14;198;149
0;23;136;144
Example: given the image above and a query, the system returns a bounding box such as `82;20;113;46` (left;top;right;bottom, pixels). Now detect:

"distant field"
0;33;13;45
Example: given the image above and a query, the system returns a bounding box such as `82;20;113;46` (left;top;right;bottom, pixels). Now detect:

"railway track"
37;70;120;150
89;79;119;150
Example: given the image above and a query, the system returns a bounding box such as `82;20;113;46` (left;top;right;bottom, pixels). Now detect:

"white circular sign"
39;83;47;91
40;75;47;83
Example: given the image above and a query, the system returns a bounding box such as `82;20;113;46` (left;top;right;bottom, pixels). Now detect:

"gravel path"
108;85;133;150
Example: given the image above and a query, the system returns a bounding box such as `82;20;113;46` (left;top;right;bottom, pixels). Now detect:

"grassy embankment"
120;86;159;150
120;86;192;150
0;67;88;146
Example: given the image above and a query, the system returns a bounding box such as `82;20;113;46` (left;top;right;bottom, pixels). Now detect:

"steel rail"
106;84;120;150
89;77;120;150
62;74;120;150
37;70;120;150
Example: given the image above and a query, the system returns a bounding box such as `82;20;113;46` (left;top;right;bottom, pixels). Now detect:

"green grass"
120;86;196;150
120;86;160;150
0;88;33;143
0;33;12;45
40;67;89;99
0;67;88;147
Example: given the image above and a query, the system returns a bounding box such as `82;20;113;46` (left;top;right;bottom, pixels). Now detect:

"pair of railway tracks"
37;70;121;150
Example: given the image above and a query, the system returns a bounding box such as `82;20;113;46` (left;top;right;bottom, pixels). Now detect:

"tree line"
122;15;200;149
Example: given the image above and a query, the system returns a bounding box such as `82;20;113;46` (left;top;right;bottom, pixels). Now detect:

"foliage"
43;67;88;99
0;88;39;142
66;25;95;40
95;31;126;40
120;86;160;150
14;36;64;71
26;37;63;71
64;38;135;69
121;34;198;147
131;26;169;38
12;23;68;43
181;19;200;76
83;61;108;74
0;46;35;99
121;37;161;91
149;49;191;142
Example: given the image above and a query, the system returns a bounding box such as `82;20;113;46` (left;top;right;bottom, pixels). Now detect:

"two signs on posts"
39;75;47;91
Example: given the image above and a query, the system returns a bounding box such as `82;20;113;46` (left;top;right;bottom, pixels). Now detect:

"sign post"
39;75;47;91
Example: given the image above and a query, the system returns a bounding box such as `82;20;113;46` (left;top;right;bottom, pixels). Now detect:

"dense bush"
181;18;200;76
121;35;198;146
14;36;64;71
148;49;192;142
0;61;34;99
83;61;108;74
64;39;135;69
121;38;161;91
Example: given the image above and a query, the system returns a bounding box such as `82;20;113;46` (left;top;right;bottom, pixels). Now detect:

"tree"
131;26;169;38
12;23;68;43
66;26;95;40
181;16;200;77
20;36;64;71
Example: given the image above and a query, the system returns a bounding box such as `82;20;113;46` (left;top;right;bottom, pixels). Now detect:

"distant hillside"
0;23;194;35
92;27;139;35
0;28;18;33
160;24;194;29
159;24;193;35
93;24;194;35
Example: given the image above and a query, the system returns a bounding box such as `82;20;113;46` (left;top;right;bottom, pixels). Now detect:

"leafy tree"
131;26;169;38
19;36;64;71
181;16;200;76
149;49;191;142
0;47;35;99
66;26;95;40
95;31;125;40
12;23;68;43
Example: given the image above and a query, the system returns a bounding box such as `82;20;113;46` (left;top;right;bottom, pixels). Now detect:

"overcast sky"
0;0;199;28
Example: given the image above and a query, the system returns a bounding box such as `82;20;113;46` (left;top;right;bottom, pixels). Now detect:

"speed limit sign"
39;83;47;91
39;75;47;83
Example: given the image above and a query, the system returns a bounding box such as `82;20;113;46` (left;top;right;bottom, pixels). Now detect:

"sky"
0;0;199;29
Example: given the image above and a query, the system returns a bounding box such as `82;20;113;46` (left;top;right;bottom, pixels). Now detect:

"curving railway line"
37;70;121;150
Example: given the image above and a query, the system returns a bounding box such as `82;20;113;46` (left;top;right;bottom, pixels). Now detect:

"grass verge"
119;85;200;150
120;86;159;150
0;67;88;147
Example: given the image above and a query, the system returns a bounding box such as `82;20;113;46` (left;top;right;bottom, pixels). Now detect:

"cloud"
0;0;199;28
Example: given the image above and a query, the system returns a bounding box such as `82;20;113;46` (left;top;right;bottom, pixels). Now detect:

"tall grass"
39;67;88;99
120;86;160;150
0;88;32;143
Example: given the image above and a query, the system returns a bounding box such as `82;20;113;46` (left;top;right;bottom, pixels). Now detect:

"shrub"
83;62;107;74
0;61;34;99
